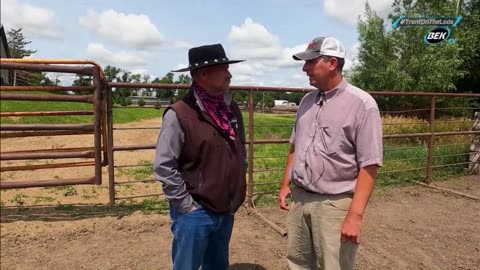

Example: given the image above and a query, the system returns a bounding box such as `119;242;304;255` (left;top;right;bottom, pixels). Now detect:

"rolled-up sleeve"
355;107;383;168
154;109;195;212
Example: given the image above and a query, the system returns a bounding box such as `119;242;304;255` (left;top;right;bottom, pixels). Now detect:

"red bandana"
192;81;236;141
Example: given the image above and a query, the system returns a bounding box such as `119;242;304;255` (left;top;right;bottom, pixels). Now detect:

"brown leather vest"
166;90;246;214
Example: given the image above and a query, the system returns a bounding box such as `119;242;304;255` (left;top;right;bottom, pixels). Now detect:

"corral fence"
1;59;479;214
0;59;106;188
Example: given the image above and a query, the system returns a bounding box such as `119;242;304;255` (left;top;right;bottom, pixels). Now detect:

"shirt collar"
315;78;347;105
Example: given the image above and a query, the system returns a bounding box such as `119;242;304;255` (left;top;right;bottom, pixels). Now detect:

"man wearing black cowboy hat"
154;44;247;270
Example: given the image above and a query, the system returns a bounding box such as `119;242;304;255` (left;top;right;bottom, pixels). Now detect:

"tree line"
349;0;480;115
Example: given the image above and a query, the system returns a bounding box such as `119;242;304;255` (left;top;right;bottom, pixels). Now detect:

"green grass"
0;100;93;124
118;160;153;181
12;198;170;218
245;112;474;206
33;196;56;204
55;185;79;197
81;187;100;200
117;197;169;214
112;107;164;124
46;197;168;216
0;97;164;124
251;142;471;191
9;193;28;206
242;112;295;140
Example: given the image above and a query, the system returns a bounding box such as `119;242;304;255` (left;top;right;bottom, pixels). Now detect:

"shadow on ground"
230;263;268;270
0;202;168;223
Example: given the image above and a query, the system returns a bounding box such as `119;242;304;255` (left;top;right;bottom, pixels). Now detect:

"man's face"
201;64;232;94
302;56;335;89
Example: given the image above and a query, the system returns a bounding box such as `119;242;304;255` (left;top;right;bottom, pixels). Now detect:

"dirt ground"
1;118;480;269
0;118;164;206
0;176;478;270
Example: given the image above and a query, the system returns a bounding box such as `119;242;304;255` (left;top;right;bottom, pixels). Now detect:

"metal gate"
0;59;107;188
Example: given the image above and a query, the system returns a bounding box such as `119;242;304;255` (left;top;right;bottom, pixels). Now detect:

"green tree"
129;73;142;96
72;74;93;95
351;3;406;111
115;71;133;104
351;1;468;115
7;28;37;58
153;72;175;99
120;98;128;107
142;74;154;97
41;75;57;86
26;72;46;86
48;73;62;86
233;90;248;105
173;74;192;101
288;92;305;105
7;28;38;86
41;73;66;93
104;65;123;103
130;73;142;83
142;74;151;83
72;75;93;86
104;65;122;82
264;94;275;108
455;0;480;107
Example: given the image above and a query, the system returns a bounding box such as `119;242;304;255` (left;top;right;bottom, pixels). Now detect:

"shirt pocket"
314;125;343;155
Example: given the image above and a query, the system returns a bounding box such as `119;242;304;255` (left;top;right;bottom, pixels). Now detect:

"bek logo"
424;27;455;44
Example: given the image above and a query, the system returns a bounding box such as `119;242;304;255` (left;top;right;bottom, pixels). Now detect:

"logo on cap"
307;42;316;49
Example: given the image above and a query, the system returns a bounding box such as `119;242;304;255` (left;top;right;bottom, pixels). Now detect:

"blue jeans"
169;204;234;270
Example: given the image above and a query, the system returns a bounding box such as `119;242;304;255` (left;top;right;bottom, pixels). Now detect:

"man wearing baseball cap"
278;37;383;270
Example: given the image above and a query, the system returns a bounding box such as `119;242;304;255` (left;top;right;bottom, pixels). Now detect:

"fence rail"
104;82;480;206
0;59;107;189
0;58;479;207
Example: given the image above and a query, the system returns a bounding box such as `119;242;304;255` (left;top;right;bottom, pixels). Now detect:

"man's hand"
184;202;198;213
278;185;292;210
341;165;378;244
278;144;295;211
341;213;363;244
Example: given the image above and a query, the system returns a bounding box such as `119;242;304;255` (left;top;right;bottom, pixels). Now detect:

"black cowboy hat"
172;43;245;72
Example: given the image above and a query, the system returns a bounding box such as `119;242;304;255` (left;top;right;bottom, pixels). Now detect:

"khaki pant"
287;187;358;270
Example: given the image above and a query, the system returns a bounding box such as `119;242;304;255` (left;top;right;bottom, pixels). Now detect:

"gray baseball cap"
293;37;346;60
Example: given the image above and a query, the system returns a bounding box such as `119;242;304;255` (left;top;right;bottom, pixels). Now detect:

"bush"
138;99;146;107
120;97;128;107
113;95;121;105
126;98;133;106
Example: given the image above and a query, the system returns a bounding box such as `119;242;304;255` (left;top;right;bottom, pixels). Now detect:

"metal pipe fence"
1;59;479;207
0;59;107;189
104;83;480;205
